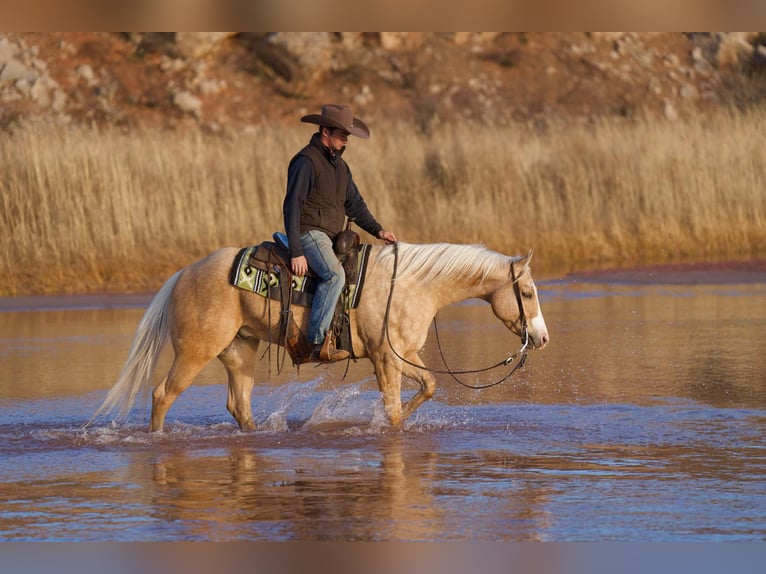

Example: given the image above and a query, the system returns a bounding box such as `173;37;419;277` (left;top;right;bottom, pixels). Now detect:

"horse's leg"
219;336;259;431
374;354;404;428
151;351;212;432
400;354;436;422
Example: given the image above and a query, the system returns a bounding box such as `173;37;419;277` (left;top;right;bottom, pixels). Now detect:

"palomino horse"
88;242;549;432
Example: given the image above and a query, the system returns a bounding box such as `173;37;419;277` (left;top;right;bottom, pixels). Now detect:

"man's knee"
324;264;344;286
317;254;343;281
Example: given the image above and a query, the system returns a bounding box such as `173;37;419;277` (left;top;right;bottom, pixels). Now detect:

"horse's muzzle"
531;332;549;350
527;313;549;350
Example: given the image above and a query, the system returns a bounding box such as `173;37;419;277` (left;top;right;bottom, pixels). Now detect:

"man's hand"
291;256;308;276
378;230;397;244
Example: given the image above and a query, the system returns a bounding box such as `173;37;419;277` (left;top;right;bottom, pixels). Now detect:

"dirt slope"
1;32;765;132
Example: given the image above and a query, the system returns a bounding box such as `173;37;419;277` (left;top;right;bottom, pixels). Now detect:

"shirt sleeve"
283;156;314;259
344;168;384;239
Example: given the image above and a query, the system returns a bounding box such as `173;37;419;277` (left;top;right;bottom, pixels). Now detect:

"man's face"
322;127;350;152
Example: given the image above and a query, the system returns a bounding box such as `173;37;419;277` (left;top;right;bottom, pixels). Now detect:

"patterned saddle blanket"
229;239;372;309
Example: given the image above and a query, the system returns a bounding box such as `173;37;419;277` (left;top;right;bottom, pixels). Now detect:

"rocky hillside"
1;32;765;132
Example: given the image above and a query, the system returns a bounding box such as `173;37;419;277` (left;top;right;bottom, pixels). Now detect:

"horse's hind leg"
219;336;259;430
151;351;211;432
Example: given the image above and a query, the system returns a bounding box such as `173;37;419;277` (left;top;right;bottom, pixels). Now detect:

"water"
0;264;764;542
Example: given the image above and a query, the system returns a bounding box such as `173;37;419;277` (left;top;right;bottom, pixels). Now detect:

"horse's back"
189;246;241;271
170;247;244;325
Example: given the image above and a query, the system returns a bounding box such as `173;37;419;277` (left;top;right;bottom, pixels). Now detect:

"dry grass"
2;109;765;295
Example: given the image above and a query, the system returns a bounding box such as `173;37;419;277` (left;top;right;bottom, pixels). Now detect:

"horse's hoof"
239;420;256;431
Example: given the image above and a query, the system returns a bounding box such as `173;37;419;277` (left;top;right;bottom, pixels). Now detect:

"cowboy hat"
300;104;370;139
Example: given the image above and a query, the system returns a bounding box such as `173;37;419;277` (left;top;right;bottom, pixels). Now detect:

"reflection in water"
145;439;443;541
1;399;763;542
0;424;562;541
143;438;562;542
0;275;765;541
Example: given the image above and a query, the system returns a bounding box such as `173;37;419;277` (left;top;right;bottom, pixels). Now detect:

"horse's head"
488;250;549;350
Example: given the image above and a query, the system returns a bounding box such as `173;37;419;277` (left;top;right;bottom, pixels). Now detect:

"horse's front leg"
400;353;436;422
374;353;404;428
373;352;436;427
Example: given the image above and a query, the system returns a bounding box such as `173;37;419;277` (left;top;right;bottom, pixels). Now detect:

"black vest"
291;135;350;239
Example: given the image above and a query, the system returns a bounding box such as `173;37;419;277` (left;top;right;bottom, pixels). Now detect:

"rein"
383;242;529;389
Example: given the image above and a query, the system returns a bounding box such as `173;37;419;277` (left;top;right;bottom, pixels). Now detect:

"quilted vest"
293;135;350;239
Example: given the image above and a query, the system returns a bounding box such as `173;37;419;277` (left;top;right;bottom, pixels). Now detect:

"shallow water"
0;265;764;542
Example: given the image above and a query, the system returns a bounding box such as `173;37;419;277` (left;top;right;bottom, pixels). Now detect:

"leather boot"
312;331;349;363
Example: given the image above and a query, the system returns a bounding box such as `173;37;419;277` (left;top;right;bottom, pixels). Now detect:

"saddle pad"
229;243;371;309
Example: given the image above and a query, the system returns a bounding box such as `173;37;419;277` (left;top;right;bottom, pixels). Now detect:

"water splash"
255;379;321;431
302;382;379;430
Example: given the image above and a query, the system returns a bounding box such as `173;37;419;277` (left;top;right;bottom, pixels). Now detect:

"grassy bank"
1;109;765;295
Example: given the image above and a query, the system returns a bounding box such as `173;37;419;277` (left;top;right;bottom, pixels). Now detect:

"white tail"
84;270;182;426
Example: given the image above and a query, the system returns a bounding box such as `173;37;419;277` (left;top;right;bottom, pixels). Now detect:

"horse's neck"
393;245;508;309
428;272;505;309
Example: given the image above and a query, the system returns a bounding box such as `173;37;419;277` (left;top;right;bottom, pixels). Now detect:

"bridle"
383;242;530;390
509;257;529;338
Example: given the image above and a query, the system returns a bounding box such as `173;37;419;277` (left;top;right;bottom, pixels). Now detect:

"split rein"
383;243;530;390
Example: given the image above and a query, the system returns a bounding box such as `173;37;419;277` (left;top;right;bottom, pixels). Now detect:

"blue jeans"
300;230;345;345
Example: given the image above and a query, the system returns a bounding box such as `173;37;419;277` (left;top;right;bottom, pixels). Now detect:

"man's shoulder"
288;150;315;170
292;142;322;163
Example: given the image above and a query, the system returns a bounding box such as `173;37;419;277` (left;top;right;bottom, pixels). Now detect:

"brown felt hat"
300;104;370;139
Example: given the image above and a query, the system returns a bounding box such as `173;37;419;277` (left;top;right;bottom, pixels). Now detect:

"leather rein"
383;242;530;390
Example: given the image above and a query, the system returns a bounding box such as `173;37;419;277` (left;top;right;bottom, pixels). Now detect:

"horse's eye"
522;291;534;299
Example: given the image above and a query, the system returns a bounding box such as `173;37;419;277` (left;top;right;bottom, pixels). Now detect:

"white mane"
377;242;526;285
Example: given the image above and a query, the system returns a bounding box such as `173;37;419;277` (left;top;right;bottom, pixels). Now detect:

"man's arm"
283;156;314;260
344;171;384;239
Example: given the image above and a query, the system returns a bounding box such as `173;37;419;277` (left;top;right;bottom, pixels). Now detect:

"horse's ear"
511;249;533;275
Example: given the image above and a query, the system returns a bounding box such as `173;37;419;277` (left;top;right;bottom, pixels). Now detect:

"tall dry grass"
1;109;765;295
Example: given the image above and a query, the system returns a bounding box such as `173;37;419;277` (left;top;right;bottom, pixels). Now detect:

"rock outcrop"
0;32;764;132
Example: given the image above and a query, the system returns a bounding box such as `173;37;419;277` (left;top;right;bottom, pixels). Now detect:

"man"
283;104;397;363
